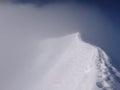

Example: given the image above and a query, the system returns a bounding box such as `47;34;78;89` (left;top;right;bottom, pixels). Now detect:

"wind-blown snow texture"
1;32;120;90
37;33;120;90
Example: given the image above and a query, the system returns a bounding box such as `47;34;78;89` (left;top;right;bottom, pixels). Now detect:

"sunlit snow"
0;32;120;90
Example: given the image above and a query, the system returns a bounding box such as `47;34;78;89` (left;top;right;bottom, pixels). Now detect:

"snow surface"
0;32;120;90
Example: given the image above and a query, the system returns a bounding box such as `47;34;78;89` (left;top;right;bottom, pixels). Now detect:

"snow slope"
0;32;120;90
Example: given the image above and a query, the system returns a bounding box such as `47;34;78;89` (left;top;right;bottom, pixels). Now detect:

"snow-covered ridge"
38;32;120;90
0;32;120;90
36;32;120;90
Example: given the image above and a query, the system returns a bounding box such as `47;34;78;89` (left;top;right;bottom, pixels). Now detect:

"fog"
0;1;120;86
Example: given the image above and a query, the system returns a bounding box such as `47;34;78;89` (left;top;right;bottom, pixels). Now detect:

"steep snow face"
0;32;120;90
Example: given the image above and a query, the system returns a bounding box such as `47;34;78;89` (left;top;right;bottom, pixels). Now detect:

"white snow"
0;32;120;90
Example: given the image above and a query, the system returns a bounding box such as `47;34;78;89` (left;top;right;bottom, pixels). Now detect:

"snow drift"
0;32;120;90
